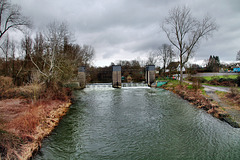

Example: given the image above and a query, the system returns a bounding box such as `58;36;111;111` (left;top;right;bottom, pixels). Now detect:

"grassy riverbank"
0;77;72;159
186;74;240;87
202;75;238;81
161;80;240;128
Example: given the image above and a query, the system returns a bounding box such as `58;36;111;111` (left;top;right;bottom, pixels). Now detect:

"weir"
86;83;149;89
78;65;155;88
86;83;112;88
122;83;148;88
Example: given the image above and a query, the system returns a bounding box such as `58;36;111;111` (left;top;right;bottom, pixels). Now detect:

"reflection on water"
35;87;240;160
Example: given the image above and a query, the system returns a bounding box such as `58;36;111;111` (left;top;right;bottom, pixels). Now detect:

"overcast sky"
11;0;240;67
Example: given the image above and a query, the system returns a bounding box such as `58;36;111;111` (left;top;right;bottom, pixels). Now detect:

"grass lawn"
203;75;238;81
202;83;231;88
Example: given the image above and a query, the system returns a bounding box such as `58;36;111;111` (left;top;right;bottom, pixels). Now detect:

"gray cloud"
11;0;240;66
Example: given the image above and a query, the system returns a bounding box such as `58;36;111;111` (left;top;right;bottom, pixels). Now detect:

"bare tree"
10;39;15;78
81;44;95;66
162;6;217;84
29;22;82;85
34;32;45;57
20;34;34;83
157;44;175;74
33;32;46;71
236;50;240;61
29;22;70;84
0;0;31;40
146;50;157;65
0;34;10;76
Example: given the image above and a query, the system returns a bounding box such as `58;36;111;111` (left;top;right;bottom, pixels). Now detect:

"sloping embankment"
0;100;71;160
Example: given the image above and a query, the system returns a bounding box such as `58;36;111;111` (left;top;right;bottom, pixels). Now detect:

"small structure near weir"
145;65;155;87
78;66;86;88
112;65;121;88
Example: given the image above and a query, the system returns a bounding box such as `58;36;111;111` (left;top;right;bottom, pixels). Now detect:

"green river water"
34;86;240;160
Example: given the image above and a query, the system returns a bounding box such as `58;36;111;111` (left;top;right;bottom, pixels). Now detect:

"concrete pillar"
78;66;86;88
145;66;149;84
145;65;155;87
112;65;121;88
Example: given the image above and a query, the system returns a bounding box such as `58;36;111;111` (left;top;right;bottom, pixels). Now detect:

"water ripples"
35;88;240;160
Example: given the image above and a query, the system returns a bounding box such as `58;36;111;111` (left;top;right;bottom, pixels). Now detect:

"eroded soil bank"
0;99;71;160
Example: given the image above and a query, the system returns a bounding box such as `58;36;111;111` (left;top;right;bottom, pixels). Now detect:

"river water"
35;86;240;160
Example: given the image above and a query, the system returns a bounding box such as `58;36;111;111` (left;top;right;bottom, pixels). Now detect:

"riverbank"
0;99;71;160
161;81;240;128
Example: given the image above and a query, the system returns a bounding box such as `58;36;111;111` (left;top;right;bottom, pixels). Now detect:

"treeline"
87;60;147;83
0;0;94;100
1;23;94;86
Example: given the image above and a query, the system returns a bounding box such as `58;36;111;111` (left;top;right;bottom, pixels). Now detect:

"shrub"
0;76;14;99
236;75;240;87
40;81;71;101
198;77;206;83
192;77;202;90
226;87;240;105
187;76;206;83
208;77;236;87
211;76;219;80
0;76;14;89
228;87;239;97
2;84;42;100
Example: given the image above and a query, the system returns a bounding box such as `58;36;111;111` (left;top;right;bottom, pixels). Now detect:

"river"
35;86;240;160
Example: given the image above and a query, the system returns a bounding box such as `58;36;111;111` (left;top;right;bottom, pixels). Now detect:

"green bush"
236;75;240;87
188;77;206;83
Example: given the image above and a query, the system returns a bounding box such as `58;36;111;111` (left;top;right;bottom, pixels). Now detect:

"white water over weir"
86;83;149;88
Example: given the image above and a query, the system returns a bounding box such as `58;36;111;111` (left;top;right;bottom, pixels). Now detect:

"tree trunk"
180;55;183;85
163;62;166;76
12;56;15;79
5;53;8;76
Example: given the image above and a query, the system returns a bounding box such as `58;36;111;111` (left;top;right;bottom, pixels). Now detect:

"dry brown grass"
0;99;69;159
4;100;60;136
0;76;14;99
0;77;72;159
0;76;14;88
1;76;71;102
225;88;240;107
0;129;22;160
2;84;42;100
8;108;41;135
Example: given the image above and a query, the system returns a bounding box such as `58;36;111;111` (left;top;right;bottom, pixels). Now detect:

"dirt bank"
161;83;239;128
0;99;71;160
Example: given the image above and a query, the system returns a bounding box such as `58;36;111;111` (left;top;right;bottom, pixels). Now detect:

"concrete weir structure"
78;66;86;88
145;65;155;87
112;65;121;88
